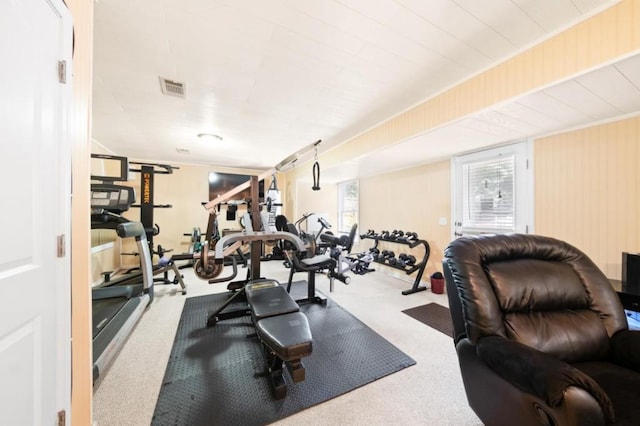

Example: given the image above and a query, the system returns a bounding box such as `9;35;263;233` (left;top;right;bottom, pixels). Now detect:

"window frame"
451;140;533;238
337;179;359;235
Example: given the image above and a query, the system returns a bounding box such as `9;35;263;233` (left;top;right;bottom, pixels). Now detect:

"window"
453;141;531;236
338;179;359;234
462;154;515;230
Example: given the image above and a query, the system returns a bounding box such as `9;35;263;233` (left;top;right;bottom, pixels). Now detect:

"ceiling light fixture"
198;133;223;142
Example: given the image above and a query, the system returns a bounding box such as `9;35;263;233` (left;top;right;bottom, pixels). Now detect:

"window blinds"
462;154;515;230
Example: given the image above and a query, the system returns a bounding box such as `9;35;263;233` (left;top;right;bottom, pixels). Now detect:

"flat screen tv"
208;172;264;202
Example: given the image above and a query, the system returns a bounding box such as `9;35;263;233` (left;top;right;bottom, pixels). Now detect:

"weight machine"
127;161;186;292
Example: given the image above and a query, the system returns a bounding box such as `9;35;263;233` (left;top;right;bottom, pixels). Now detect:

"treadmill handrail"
116;222;145;238
116;222;154;301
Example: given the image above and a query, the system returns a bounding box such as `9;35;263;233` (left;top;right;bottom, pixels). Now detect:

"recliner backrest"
443;234;628;363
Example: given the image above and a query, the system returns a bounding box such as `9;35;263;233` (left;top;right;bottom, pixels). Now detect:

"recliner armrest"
477;336;615;423
610;329;640;372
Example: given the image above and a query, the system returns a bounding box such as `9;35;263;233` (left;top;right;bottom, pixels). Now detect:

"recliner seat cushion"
574;361;640;425
477;335;615;423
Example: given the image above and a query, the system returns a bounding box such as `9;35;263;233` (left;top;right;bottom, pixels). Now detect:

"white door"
0;0;72;425
452;141;533;238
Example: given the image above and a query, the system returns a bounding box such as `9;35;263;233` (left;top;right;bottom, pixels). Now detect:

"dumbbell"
358;252;375;264
375;250;389;262
405;232;419;242
379;230;390;240
389;229;404;241
398;253;417;266
361;229;377;239
382;250;395;263
390;230;405;240
396;232;410;242
399;232;418;242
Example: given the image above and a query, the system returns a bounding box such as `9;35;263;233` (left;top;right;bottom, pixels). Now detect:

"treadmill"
91;184;154;383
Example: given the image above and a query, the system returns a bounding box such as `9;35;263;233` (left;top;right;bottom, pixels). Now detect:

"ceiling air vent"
159;77;186;98
176;148;190;155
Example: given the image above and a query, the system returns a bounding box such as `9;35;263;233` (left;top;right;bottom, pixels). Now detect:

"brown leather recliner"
443;234;640;426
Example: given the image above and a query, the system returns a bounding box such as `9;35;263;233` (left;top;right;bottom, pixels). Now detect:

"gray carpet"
402;303;453;338
152;282;416;425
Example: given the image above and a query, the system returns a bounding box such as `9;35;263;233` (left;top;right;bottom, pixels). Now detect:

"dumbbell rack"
361;234;431;295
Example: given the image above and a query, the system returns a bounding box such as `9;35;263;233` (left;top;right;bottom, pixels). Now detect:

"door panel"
0;0;72;424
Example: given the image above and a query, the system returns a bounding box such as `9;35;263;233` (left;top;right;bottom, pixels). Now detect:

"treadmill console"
91;184;136;214
91;184;136;229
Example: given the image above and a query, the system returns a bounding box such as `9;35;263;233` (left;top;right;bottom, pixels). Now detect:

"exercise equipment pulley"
312;140;321;191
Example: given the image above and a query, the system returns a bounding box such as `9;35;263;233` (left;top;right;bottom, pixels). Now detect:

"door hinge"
58;60;67;84
57;410;66;426
57;234;66;258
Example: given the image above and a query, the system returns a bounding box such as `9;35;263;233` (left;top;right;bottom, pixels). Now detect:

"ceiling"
323;52;640;181
92;0;631;180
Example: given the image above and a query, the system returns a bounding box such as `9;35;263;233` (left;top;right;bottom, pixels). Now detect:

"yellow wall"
91;239;120;286
67;0;93;424
535;116;640;279
120;162;214;264
358;160;451;278
289;0;640;179
88;150;282;269
293;117;640;284
294;181;338;228
74;0;639;424
287;0;640;282
122;162;280;264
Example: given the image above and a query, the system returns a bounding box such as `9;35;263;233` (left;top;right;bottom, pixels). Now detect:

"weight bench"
245;279;313;399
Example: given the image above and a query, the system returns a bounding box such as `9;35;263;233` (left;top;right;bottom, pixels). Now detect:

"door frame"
450;139;534;239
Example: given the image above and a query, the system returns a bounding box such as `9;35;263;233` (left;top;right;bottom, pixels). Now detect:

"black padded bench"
245;280;313;399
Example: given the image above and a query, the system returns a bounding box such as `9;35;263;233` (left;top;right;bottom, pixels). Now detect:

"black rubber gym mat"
402;303;453;338
152;282;416;425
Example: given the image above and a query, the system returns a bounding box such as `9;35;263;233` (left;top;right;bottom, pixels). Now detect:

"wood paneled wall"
67;0;93;424
294;182;338;227
289;0;640;183
91;244;120;285
535;116;640;279
358;160;451;279
76;1;639;424
287;0;640;282
88;155;281;269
